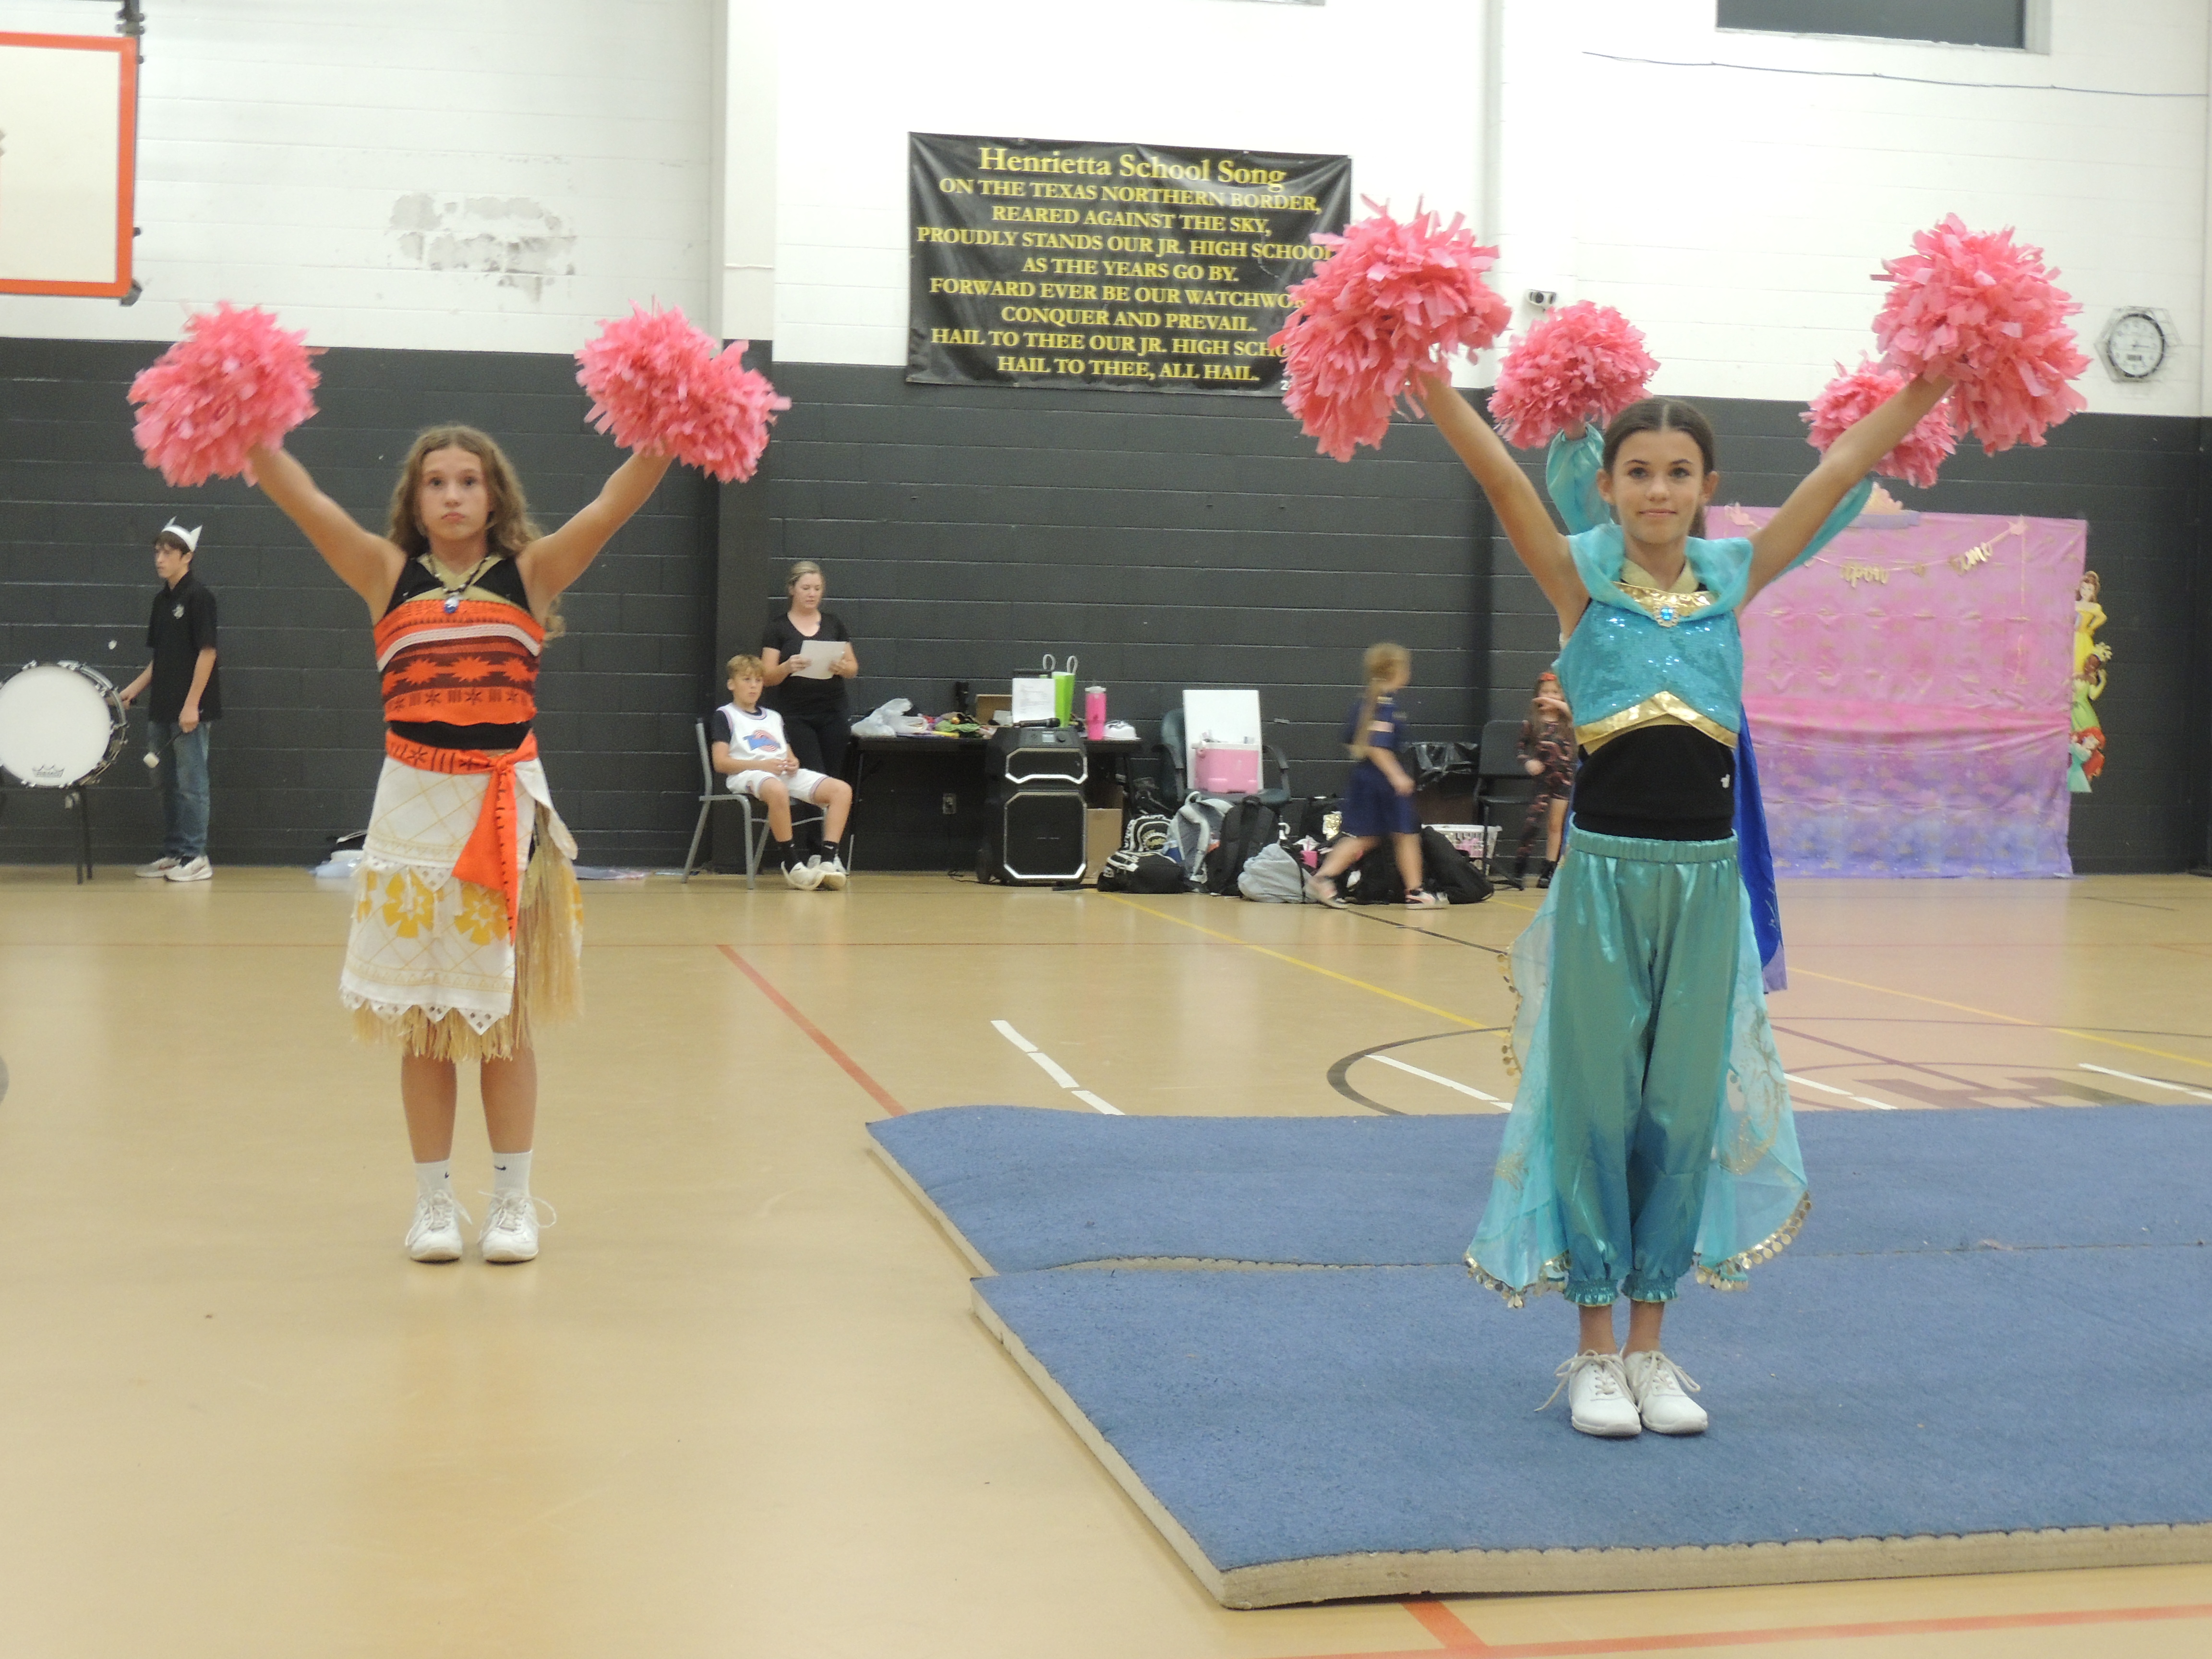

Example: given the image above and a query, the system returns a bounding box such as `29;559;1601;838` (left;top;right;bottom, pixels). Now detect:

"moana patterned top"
375;554;541;747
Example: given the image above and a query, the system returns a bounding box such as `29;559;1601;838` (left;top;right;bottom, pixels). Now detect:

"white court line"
2080;1062;2212;1103
1026;1050;1081;1090
1369;1052;1506;1107
1786;1073;1900;1111
993;1021;1121;1115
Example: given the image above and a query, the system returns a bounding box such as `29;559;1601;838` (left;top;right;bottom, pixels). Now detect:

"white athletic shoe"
165;855;213;882
135;856;181;878
480;1190;553;1263
1624;1349;1708;1435
817;856;847;890
405;1190;467;1262
1551;1350;1642;1438
782;859;822;891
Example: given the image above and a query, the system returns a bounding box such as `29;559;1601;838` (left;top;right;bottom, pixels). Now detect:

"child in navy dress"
1307;643;1444;908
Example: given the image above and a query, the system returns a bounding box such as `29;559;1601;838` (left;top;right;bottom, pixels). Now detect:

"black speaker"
981;783;1088;885
989;724;1087;786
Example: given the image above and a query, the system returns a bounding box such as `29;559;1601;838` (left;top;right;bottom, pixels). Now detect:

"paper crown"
158;520;202;553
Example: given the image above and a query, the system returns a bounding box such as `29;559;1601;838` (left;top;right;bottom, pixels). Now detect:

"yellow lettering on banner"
1086;209;1175;230
1202;362;1259;381
1118;154;1213;182
980;146;1113;176
1215;160;1288;187
939;177;976;195
1164;312;1255;333
1022;257;1047;272
1021;331;1087;350
1103;259;1170;278
1190;242;1248;261
1021;232;1106;251
917;227;1019;247
1101;285;1131;301
927;276;1036;297
1001;305;1111;326
1086;334;1139;353
992;205;1083;225
1159;362;1198;379
1112;311;1162;327
930;327;985;345
1229;216;1269;234
977;179;1022;197
1178;214;1226;232
1042;282;1100;300
1133;286;1181;304
1172;337;1230;357
1251;242;1332;262
1228;193;1320;211
1031;181;1098;201
998;356;1047;373
1233;339;1284;357
1089;358;1155;377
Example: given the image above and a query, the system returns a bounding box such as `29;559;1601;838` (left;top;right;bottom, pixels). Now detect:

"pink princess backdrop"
1721;501;2087;878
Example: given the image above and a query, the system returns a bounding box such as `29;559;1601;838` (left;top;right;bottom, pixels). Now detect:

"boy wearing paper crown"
120;520;221;882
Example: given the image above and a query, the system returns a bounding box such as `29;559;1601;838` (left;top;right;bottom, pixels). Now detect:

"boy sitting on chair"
710;654;851;890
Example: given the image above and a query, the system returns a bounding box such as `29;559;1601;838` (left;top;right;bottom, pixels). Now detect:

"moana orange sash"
384;731;539;940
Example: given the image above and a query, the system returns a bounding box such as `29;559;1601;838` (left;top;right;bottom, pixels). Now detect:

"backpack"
1096;851;1185;894
1236;842;1306;903
1204;795;1281;896
1120;814;1173;858
1342;827;1492;906
1168;793;1232;886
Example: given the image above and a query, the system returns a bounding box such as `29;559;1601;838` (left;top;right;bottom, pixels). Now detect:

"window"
1717;1;2027;49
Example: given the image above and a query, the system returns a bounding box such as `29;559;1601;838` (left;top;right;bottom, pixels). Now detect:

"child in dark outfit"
1307;643;1444;908
1513;670;1575;890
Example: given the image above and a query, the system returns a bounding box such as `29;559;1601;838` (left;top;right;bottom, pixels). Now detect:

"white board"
0;34;134;296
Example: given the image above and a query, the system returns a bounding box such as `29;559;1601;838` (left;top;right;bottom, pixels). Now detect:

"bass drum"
0;661;128;788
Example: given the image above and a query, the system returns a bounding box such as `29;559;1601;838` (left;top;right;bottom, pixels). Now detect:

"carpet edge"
868;1139;997;1277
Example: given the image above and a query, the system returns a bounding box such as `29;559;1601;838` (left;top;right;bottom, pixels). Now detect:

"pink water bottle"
1084;685;1106;741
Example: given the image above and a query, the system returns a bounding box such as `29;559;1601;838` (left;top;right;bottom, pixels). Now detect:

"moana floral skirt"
341;753;583;1061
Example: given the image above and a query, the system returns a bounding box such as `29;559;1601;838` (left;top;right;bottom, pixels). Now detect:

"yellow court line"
1103;894;1498;1030
1794;967;2212;1077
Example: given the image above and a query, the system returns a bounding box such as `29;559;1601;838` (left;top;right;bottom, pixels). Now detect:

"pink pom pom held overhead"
1803;360;1958;491
1488;302;1658;448
128;304;322;487
576;304;790;483
1270;201;1512;462
1872;215;2089;455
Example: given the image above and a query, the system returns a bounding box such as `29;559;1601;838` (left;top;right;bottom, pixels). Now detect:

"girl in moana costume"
250;428;672;1265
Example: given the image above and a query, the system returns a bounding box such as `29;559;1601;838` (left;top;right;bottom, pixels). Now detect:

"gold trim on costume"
1693;1190;1814;1291
1614;580;1718;627
1575;692;1738;753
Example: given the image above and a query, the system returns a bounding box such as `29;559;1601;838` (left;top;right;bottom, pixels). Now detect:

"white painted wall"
0;0;714;353
767;0;1489;368
1;0;2203;417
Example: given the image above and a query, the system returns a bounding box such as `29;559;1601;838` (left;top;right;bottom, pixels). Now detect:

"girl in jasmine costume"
1418;374;1947;1438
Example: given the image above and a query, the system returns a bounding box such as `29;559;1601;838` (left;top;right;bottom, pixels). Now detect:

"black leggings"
780;703;850;782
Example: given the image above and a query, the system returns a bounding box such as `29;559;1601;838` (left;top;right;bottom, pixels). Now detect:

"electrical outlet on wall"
941;793;958;815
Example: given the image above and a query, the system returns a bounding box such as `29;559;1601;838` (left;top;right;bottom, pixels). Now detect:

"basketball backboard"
0;32;136;298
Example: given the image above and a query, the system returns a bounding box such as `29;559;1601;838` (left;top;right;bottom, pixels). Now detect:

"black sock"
774;838;799;869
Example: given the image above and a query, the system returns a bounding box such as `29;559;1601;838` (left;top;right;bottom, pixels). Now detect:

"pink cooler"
1192;743;1262;796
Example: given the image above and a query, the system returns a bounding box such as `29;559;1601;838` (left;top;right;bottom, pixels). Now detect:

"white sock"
491;1148;533;1198
414;1159;451;1205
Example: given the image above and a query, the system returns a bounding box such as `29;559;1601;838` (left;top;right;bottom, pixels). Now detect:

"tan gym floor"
1;864;2207;1657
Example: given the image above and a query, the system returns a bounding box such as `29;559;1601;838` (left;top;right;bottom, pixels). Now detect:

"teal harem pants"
1467;826;1811;1309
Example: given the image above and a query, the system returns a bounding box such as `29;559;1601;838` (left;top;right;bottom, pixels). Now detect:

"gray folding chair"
683;720;823;887
1472;717;1540;874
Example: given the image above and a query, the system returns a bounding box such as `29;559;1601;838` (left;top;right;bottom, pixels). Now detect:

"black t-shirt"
145;571;221;721
761;610;851;714
1572;724;1734;840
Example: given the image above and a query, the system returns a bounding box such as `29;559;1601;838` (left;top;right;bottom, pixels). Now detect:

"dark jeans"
149;720;210;859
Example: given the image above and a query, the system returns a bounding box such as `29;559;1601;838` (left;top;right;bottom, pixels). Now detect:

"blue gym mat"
873;1104;2212;1603
869;1103;2212;1271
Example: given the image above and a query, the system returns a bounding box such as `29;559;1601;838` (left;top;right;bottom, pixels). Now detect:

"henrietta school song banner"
907;132;1351;396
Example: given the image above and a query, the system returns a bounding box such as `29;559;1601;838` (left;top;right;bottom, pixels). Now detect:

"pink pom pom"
1271;201;1512;462
1802;360;1959;491
1488;302;1658;448
576;304;789;482
1872;215;2089;454
128;304;321;487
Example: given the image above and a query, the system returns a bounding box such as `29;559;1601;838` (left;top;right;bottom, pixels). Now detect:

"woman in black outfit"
760;558;859;783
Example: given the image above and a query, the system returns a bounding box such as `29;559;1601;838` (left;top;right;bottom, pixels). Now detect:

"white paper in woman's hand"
791;639;850;679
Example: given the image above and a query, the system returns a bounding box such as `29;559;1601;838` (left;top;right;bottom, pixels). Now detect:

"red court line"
717;944;905;1116
1296;1597;2212;1659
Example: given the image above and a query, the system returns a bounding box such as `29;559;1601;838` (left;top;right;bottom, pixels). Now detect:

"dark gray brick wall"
0;339;717;867
728;363;1490;812
1482;400;2210;877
